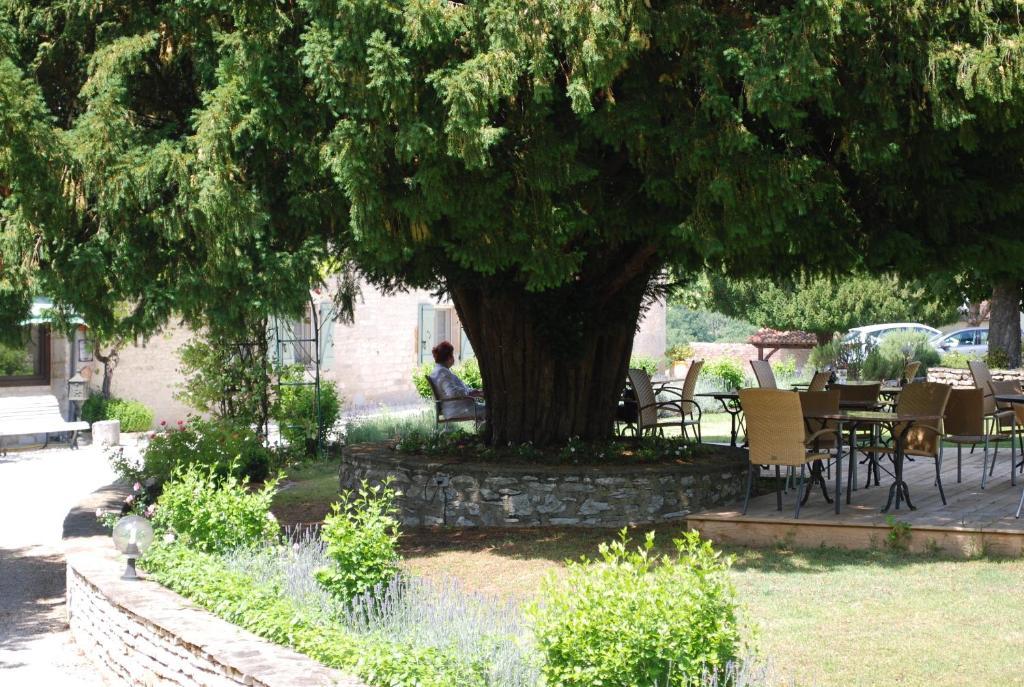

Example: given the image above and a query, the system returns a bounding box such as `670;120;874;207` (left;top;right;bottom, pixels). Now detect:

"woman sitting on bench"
428;341;484;422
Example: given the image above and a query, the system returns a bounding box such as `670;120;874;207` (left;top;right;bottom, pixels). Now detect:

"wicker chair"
626;368;702;439
798;390;841;503
866;382;952;504
969;360;1017;431
831;382;882;408
750;360;777;389
903;361;921;383
988;379;1024;458
426;375;484;430
807;371;831;393
944;388;1013;487
677;360;705;442
739;389;836;518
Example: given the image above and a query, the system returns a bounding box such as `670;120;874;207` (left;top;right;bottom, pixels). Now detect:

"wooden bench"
0;394;90;455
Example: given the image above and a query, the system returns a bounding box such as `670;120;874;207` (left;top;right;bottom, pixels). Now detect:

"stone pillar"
92;420;120;447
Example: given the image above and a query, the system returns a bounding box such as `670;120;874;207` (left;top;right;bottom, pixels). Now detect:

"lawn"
274;458;1024;687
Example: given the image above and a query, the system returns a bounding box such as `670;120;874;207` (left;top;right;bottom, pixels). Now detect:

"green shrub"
0;340;32;375
275;366;342;451
152;464;280;554
666;342;695;362
142;543;488;687
940;351;980;369
315;481;401;600
861;332;941;381
770;356;797;380
529;530;742;686
702;358;745;391
412;357;483;399
629;355;659;377
987;346;1012;369
81;396;155;432
124;417;273;487
345;410;436;444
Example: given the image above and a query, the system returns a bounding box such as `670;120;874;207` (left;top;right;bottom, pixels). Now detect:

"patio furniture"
994;393;1024;518
425;375;484;430
739;389;836;518
0;394;90;455
989;379;1024;458
798;390;841;505
675;359;704;442
903;361;921;383
943;388;1013;488
807;371;831;393
626;368;701;438
694;391;744;447
864;382;951;508
968;360;1017;433
831;382;882;410
750;360;777;389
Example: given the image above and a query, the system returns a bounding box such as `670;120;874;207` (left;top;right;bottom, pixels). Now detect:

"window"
979;329;989;345
955;330;978;346
418;303;473;364
0;325;51;387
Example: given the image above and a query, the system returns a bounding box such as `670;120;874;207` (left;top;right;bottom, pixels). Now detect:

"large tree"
701;273;959;346
6;1;1024;445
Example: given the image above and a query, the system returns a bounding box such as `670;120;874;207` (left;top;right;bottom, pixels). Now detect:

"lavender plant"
223;526;539;687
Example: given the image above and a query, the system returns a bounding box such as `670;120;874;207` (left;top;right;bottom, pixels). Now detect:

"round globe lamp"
112;515;154;580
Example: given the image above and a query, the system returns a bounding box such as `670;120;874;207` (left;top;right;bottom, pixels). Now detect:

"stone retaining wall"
927;366;1024;388
65;537;364;687
341;444;749;528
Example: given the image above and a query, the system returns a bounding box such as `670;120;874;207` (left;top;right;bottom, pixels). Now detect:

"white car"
842;323;942;348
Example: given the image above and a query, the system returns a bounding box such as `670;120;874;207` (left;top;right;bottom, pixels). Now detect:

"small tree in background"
702;273;959;346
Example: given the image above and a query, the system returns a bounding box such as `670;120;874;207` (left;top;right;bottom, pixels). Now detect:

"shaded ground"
0;443;124;685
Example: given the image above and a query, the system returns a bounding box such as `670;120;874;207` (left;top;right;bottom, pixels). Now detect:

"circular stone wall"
340;443;749;528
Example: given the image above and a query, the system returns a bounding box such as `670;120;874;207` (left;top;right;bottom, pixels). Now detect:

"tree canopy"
4;1;1024;442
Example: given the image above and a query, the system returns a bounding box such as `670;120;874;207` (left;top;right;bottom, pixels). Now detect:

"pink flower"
125;494;135;505
145;504;157;517
133;482;142;492
147;431;156;439
160;420;167;426
163;532;176;543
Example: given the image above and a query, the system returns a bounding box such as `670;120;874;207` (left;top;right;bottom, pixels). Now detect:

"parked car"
931;327;989;356
931;326;1024;357
842;323;942;348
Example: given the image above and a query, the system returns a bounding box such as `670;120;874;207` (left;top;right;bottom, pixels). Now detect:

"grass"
398;526;1024;687
273;460;340;524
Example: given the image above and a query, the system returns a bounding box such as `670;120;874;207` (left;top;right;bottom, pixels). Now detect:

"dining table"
694;391;743;447
807;409;942;514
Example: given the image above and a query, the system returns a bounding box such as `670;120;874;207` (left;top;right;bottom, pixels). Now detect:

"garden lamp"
112;515;154;580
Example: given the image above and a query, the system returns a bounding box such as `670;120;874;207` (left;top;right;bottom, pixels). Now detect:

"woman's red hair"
432;341;455;364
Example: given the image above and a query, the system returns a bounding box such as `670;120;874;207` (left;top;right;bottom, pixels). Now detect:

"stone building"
2;288;666;428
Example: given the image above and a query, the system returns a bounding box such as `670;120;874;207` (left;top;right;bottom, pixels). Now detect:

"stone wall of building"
66;537;363;687
341;443;749;528
927;366;1024;388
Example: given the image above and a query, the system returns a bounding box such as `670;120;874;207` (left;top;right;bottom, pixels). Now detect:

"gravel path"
0;442;121;685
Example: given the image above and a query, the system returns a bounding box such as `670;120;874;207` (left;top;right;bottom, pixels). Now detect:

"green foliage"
345;410;436;445
0;340;31;375
412;358;482;400
703;359;745;392
703;273;958;340
629;356;659;378
123;418;273;487
529;530;741;686
987;347;1012;370
884;516;912;553
142;543;488;687
176;334;275;430
667;305;758;345
80;395;154;432
939;351;979;370
666;342;695;362
152;464;280;555
275;365;342;452
861;332;941;381
315;481;401;601
771;357;798;381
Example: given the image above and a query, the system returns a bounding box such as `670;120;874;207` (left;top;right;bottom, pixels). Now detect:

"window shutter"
418;304;435;364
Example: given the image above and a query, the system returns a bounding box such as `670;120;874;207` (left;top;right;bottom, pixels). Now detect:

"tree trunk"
449;266;657;447
814;331;834;347
988;281;1022;368
94;345;121;399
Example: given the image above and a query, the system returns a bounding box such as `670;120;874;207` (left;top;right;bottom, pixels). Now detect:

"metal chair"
626;368;702;439
739;388;836;518
426;375;484;431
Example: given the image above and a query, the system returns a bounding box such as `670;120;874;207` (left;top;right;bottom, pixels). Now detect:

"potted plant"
665;343;695;379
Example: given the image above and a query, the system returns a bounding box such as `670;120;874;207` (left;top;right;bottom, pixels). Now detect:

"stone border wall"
341;444;749;528
927;366;1024;388
65;537;365;687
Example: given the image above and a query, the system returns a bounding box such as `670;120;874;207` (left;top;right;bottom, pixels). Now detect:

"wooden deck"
687;446;1024;557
